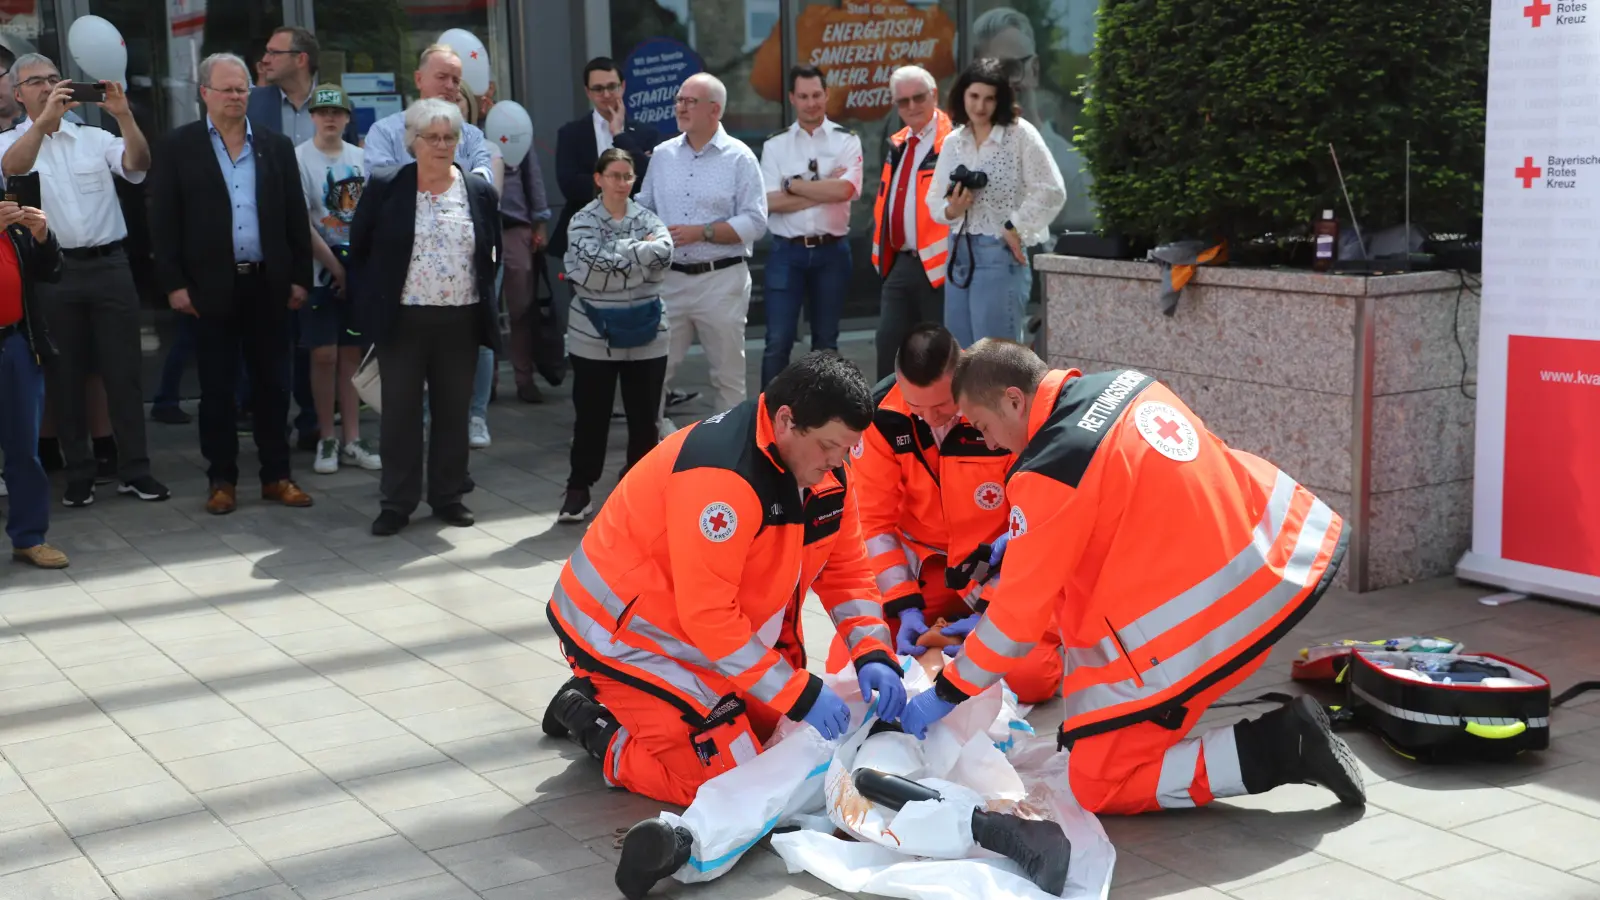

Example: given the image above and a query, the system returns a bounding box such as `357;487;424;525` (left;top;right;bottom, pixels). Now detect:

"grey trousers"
40;250;151;483
378;305;479;516
874;251;945;381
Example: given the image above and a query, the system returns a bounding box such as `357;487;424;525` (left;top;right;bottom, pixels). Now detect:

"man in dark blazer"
548;57;660;260
148;52;315;516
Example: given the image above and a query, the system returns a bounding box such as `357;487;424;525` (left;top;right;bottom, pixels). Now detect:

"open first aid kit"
655;661;1116;899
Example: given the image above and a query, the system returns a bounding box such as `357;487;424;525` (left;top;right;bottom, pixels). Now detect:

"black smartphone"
5;172;41;210
65;81;105;103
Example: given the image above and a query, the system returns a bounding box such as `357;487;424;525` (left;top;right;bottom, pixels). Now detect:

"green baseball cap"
310;84;350;112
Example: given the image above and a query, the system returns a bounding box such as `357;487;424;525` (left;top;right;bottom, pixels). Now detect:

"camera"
944;164;988;197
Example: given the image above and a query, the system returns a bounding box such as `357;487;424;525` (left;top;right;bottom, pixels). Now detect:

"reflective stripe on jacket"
936;369;1346;744
854;376;1015;615
548;395;897;723
870;110;953;288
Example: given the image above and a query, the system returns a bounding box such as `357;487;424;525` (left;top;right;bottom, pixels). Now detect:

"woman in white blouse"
349;98;503;537
926;58;1066;347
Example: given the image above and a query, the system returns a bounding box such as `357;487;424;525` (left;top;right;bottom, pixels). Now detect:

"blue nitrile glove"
940;614;980;658
802;684;852;740
858;661;908;723
989;532;1011;568
900;690;958;739
895;608;930;657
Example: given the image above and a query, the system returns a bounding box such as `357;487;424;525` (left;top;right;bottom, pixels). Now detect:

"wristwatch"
703;222;716;242
782;176;793;194
1004;219;1016;232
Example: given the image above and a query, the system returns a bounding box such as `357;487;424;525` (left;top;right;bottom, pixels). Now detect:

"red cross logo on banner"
1525;0;1553;26
974;482;1004;511
699;502;738;543
1516;157;1542;188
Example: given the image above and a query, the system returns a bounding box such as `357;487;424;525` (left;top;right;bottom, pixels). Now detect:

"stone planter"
1037;255;1479;592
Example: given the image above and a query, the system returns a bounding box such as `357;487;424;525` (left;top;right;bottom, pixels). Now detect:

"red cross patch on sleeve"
700;502;738;542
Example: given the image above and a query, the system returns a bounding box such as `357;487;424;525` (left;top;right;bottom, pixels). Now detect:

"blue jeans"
943;233;1031;347
0;330;50;549
152;312;195;410
761;237;852;389
471;345;494;420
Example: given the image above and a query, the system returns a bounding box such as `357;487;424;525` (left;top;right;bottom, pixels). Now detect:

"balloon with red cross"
483;100;532;166
438;28;491;96
68;15;128;88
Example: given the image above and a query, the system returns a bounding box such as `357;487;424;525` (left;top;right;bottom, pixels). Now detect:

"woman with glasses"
925;57;1064;347
557;148;673;523
349;98;502;536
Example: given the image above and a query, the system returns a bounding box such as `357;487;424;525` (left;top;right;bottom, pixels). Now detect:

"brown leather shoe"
206;483;237;515
262;480;313;508
12;544;69;569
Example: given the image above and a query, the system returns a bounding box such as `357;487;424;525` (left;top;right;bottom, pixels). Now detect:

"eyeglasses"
601;171;636;183
807;159;819;181
19;75;63;89
204;86;251;97
587;82;622;95
673;95;704;108
417;133;460;147
894;91;931;108
262;48;301;58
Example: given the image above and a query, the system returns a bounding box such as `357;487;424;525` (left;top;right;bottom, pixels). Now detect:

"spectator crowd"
0;25;1066;570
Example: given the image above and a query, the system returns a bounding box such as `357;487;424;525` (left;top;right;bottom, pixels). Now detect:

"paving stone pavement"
4;335;1600;899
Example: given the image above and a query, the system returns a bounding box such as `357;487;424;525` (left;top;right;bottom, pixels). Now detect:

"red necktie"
888;134;919;252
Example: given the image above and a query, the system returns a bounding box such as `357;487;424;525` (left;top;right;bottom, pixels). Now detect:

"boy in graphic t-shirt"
296;84;380;475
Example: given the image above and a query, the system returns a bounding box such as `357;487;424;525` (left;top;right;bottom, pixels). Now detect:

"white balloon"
484;101;533;167
438;28;491;96
68;15;128;86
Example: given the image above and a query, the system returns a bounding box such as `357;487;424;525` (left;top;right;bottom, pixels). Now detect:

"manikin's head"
765;353;875;488
895;323;961;430
951;338;1049;452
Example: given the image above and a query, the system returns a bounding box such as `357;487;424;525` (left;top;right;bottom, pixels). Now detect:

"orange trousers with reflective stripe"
824;561;1063;705
1065;651;1266;815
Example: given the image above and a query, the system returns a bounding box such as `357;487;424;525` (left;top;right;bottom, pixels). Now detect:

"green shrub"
1078;0;1490;251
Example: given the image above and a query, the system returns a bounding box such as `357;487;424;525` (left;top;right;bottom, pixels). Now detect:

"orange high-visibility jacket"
854;377;1016;616
547;395;899;724
871;109;953;288
937;369;1347;745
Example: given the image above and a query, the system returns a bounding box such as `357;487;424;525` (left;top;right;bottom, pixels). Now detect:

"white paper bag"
351;347;381;413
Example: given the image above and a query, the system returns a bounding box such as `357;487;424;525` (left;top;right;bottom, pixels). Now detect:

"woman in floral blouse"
557;147;674;523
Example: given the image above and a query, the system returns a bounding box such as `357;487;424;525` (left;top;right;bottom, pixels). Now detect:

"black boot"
615;817;693;900
541;676;619;762
1235;694;1365;806
969;809;1071;896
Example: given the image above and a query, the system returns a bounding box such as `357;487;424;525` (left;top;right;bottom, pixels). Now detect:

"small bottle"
1312;209;1338;272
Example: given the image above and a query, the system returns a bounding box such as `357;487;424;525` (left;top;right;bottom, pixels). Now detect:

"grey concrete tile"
0;658;66;690
318;660;454;697
445;651;569;688
240;609;354;639
397;701;533;745
363;680;495;719
321;872;479;899
531;788;678;842
1;723;143;773
48;778;205;837
484;755;608;806
76;809;241;875
347;603;463;632
343;760;497;814
267;625;392;657
21;751;170;803
128;611;249;644
1506;760;1600;818
107;694;239;736
0;699;113;746
207;665;335;704
480;675;570;716
155;630;278;663
478;860;647;900
182;648;300;683
0;787;53;833
81;672;212;711
208;888;299;900
0;821;81;876
270;709;407;755
1133;820;1333;892
0;677;88;717
1109;849;1170;888
1407;851;1600;899
270;834;446;900
235;686;369;727
1107;872;1233;900
138;717;277;762
233;799;394;860
1455;803;1600;871
198;770;348;825
167;743;312;793
649;844;830;900
62;654;187;690
435;728;570;775
397;631;528;668
1363;771;1542;830
301;734;449;783
105;846;281;900
0;641;45;666
429;825;603;891
1232;860;1434;899
382;790;548;851
0;856;115;899
1297;811;1493;880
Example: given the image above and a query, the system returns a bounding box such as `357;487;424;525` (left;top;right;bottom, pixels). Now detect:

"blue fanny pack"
579;297;663;350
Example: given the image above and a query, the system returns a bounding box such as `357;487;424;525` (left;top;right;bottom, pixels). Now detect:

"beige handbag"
351;346;382;413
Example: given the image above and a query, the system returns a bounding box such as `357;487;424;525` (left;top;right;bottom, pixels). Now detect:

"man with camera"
0;197;68;567
0;54;169;509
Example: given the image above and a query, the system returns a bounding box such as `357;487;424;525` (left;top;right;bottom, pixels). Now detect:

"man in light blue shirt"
209;115;263;262
363;44;496;188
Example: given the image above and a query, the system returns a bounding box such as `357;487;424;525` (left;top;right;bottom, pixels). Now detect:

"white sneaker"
342;439;382;470
659;417;678;438
312;437;340;474
469;416;491;449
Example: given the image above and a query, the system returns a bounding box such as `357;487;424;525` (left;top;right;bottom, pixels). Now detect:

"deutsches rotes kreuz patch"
1133;401;1200;462
1008;504;1028;539
974;481;1004;511
700;502;738;542
851;439;864;459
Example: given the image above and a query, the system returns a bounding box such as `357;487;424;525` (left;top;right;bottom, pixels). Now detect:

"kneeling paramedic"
544;354;908;821
899;339;1365;815
826;323;1062;702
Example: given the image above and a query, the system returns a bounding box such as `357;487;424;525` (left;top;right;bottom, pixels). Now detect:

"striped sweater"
562;198;673;360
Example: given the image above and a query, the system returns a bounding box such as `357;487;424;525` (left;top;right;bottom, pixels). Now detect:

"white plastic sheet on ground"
658;661;1115;899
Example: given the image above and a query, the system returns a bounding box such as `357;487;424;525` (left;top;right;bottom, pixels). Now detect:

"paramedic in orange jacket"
826;324;1062;702
542;353;907;813
899;340;1365;815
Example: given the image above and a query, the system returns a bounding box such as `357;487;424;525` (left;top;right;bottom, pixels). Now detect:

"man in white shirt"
758;66;863;391
0;53;170;508
635;73;768;415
